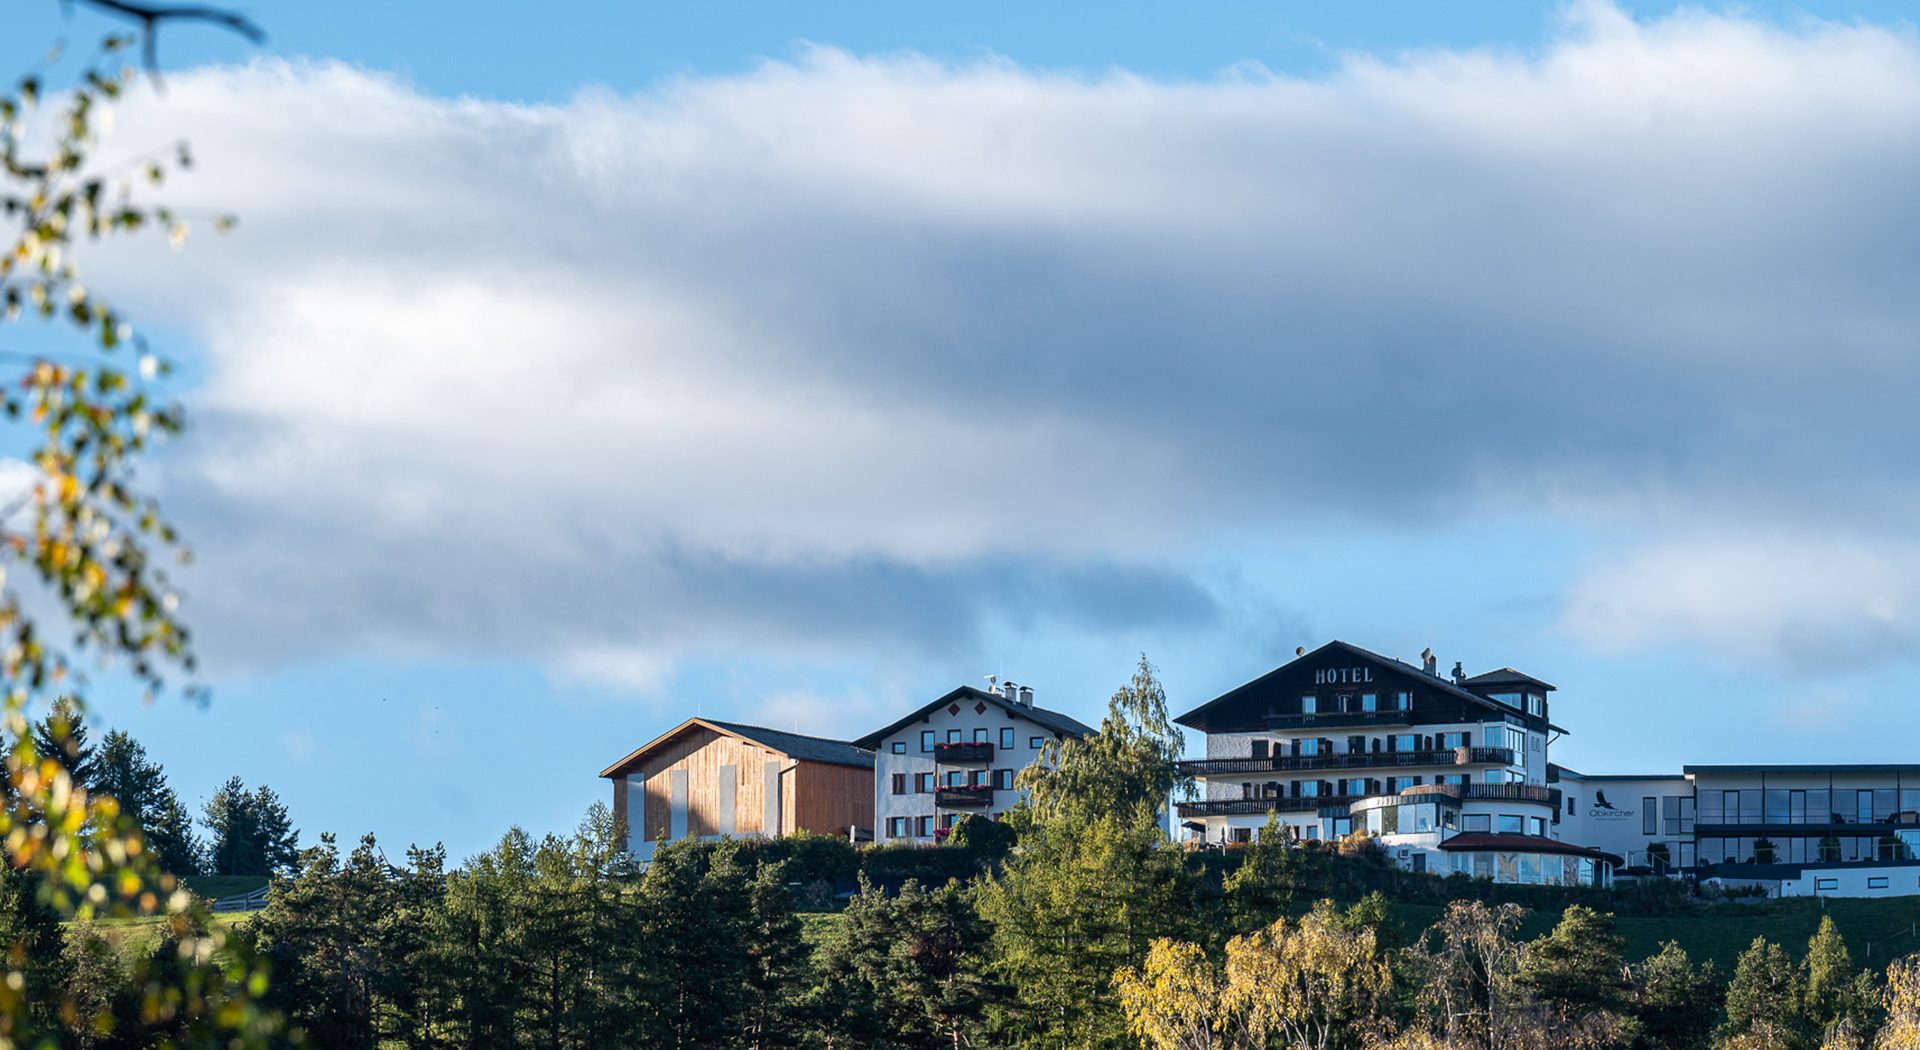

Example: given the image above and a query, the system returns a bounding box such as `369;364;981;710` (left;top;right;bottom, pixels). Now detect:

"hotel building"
1176;640;1920;896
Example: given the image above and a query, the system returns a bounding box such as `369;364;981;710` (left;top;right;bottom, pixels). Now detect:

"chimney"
1018;685;1034;707
1002;681;1018;703
1421;648;1436;675
1451;661;1465;685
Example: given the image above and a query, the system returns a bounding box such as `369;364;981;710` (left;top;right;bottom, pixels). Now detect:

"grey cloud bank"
71;3;1920;683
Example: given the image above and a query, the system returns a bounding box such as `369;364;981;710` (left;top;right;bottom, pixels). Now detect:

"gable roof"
1174;640;1519;731
852;685;1096;750
1460;668;1557;692
599;717;874;778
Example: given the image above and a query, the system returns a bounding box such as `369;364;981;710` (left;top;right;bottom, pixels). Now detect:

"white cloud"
47;4;1920;680
1561;536;1920;669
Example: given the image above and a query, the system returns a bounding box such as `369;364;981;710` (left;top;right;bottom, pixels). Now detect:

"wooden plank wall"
630;725;877;842
637;727;779;842
794;761;876;836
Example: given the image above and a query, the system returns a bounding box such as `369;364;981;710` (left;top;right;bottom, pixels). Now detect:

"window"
994;768;1014;790
1394;691;1412;710
1299;738;1322;756
1528;816;1546;837
973;728;989;743
947;729;962;744
1643;798;1658;835
1766;789;1789;824
921;730;935;752
1392;734;1417;752
1567;795;1576;816
1860;790;1876;825
916;816;934;837
1473;852;1494;879
886;817;905;837
1870;877;1890;890
969;769;989;787
1722;790;1741;824
915;773;934;793
1498;814;1524;834
891;741;905;754
1301;695;1317;714
1360;693;1378;712
890;773;906;795
1462;814;1490;832
1526;695;1543;717
1817;878;1840;891
1000;727;1015;749
1490;692;1522;708
944;771;968;787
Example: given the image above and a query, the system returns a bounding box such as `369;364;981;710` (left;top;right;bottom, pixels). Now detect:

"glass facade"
1695;785;1920;826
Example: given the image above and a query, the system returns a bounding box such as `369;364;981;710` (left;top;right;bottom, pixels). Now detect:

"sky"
13;0;1920;862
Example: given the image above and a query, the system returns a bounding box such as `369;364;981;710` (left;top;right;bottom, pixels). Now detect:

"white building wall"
1556;774;1692;868
871;699;1076;843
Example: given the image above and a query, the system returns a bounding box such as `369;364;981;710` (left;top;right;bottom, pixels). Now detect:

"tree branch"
68;0;265;73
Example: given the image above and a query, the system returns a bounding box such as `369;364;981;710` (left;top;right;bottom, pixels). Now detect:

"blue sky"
20;0;1920;862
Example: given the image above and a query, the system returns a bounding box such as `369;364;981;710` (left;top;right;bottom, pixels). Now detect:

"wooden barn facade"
600;718;875;859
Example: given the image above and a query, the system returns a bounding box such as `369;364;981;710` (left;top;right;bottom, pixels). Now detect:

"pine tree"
1722;936;1807;1049
94;729;203;876
633;840;753;1048
30;697;96;793
980;655;1200;1049
1515;905;1633;1021
203;776;301;876
738;860;809;1050
1627;941;1718;1050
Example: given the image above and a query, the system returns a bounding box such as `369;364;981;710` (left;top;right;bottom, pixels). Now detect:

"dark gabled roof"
1175;640;1546;732
1438;832;1622;866
1460;668;1557;692
852;685;1096;751
704;721;876;769
599;717;874;778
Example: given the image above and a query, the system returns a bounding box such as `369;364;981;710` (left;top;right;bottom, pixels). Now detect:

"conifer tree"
1627;941;1718;1050
979;655;1199;1048
1722;936;1807;1050
94;729;203;876
30;697;97;793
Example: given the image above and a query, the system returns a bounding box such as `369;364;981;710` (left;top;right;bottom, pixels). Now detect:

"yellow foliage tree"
1115;937;1244;1050
1225;907;1393;1050
1879;956;1920;1050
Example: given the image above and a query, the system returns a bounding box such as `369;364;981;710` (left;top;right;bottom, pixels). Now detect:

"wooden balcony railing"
1180;747;1515;777
934;741;994;763
935;785;994;808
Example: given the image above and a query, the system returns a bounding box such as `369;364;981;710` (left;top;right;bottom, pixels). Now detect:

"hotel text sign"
1314;667;1374;685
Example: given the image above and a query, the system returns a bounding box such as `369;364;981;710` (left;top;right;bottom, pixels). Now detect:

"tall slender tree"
93;729;203;876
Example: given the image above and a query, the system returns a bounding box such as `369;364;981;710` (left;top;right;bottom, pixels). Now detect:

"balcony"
1180;747;1515;778
1175;796;1360;818
1253;709;1416;731
934;741;994;763
935;785;994;808
1401;782;1560;807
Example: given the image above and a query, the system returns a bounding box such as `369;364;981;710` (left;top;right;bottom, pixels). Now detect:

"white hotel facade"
1175;641;1920;897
